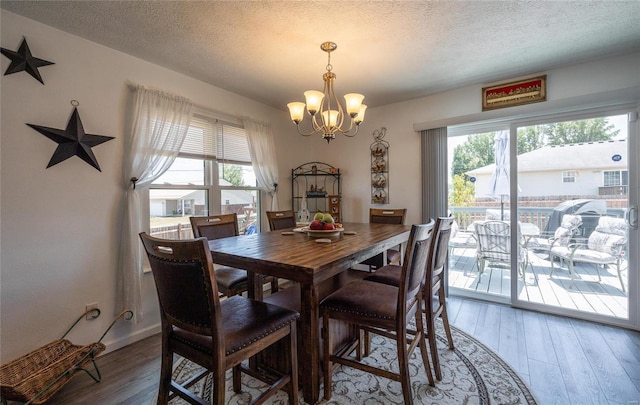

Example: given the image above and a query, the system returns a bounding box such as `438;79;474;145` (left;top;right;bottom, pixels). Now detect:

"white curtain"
243;118;279;210
116;86;193;322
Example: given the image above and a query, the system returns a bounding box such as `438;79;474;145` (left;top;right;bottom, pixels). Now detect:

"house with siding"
467;139;628;199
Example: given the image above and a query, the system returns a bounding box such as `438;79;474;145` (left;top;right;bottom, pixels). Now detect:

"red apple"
309;220;324;230
324;223;335;230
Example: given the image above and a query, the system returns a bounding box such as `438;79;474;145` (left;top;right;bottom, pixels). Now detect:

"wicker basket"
0;339;105;404
0;309;131;405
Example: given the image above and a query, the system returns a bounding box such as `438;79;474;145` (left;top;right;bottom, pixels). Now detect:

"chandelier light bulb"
287;102;306;123
344;93;365;117
355;104;368;125
304;90;324;115
322;110;339;128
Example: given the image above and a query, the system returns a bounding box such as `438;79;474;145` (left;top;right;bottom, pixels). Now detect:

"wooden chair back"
139;233;222;340
363;208;407;269
423;216;456;379
398;221;435;316
190;214;239;240
369;208;407;225
266;210;297;231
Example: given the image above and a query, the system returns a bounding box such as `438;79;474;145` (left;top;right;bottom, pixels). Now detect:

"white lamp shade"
355;104;367;124
304;90;324;115
321;110;339;128
344;93;365;116
287;102;306;123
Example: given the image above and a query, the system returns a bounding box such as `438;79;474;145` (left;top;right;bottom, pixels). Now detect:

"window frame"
147;110;261;240
603;169;629;187
562;170;577;183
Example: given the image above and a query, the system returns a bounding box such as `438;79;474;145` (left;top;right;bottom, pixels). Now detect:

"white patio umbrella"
488;130;510;220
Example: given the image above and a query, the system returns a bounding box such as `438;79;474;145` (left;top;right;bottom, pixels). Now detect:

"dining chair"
364;216;455;380
139;233;300;405
266;210;297;231
361;208;407;271
190;214;278;296
320;222;436;405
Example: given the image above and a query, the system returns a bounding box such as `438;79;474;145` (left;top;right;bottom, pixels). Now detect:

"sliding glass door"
512;113;637;324
448;109;638;327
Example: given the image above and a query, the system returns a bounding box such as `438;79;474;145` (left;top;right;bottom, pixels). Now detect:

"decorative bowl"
301;227;344;238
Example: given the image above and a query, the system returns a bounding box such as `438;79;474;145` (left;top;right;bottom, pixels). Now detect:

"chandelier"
287;41;367;143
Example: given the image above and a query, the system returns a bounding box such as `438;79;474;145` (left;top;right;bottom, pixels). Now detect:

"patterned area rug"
161;318;538;404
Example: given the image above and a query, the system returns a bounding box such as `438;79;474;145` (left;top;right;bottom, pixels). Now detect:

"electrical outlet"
85;302;99;320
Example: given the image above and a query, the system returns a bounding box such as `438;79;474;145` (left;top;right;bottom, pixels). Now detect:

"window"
149;112;259;239
603;170;628;187
562;170;577;183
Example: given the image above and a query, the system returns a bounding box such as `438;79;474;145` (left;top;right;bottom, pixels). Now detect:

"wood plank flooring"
449;247;629;318
12;297;640;405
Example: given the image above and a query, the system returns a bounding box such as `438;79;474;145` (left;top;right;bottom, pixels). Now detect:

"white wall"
0;11;294;362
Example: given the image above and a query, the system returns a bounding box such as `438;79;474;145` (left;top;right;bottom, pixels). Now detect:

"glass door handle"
626;206;638;229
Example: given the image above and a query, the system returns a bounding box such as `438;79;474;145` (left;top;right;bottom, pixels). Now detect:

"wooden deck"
449;246;629;318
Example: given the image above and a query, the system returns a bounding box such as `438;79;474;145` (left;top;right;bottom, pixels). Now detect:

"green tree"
222;164;244;186
516;126;545;154
451;132;495;177
451;118;618;178
449;174;476;206
529;118;618;146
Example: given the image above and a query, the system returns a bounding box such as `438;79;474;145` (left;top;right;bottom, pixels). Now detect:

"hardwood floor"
15;296;640;405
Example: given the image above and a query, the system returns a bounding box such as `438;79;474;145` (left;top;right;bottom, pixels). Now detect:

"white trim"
100;322;161;355
416;86;640;135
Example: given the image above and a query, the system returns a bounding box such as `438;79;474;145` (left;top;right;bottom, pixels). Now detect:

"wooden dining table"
207;221;411;404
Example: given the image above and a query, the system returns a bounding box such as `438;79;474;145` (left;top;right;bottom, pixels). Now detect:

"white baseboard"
100;322;161;355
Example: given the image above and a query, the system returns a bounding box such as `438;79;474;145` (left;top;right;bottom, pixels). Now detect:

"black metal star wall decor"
27;101;114;171
1;37;54;84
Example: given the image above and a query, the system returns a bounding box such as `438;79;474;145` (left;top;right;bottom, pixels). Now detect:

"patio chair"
475;220;530;278
448;220;477;270
527;214;582;260
549;216;627;292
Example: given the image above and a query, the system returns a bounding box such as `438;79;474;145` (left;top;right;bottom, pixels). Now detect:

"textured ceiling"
2;1;640;110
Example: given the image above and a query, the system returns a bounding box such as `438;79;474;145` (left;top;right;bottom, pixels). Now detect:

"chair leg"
322;314;333;400
594;264;602;282
270;277;279;294
397;330;413;405
213;371;226;405
157;347;172;404
422;294;441;381
288;324;299;405
232;365;241;393
364;330;371;357
416;311;435;387
440;303;454;350
617;260;626;292
549;255;556;278
569;261;576;288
